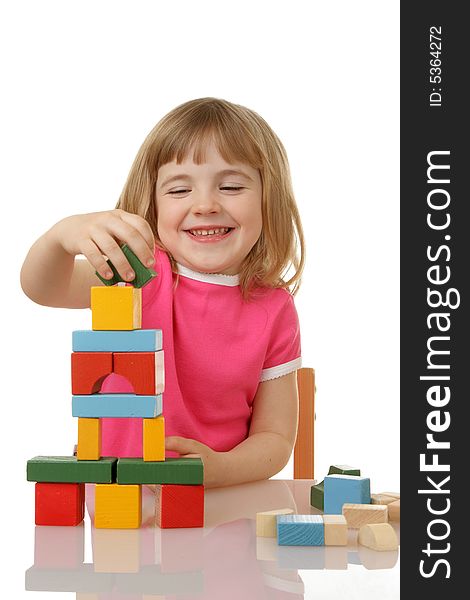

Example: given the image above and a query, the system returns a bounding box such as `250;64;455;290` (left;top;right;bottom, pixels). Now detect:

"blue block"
72;330;162;352
324;475;370;514
277;514;324;546
72;394;163;417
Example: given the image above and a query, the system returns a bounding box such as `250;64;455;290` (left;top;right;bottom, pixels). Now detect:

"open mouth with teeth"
185;227;234;238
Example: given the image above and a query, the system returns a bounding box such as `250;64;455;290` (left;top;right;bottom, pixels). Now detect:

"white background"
1;1;399;594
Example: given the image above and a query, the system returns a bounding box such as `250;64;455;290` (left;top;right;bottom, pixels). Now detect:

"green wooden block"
27;456;117;483
95;243;157;289
117;457;203;485
327;464;361;476
310;480;324;511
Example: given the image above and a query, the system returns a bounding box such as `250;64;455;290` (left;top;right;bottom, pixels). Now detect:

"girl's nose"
191;192;221;215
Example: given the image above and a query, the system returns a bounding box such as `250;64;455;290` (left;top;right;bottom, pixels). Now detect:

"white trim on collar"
176;263;240;287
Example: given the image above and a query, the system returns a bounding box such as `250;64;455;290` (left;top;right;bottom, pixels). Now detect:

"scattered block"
256;508;294;537
310;480;324;511
371;493;400;505
95;484;142;529
358;523;399;551
381;491;400;499
388;499;400;522
143;417;165;461
324;475;370;514
117;457;203;485
342;503;388;528
277;514;324;546
323;514;348;546
96;243;157;289
328;464;361;476
35;482;85;526
155;484;204;528
72;329;162;352
27;456;117;483
71;352;113;394
77;418;102;460
25;564;114;593
91;286;142;331
114;351;165;395
72;393;162;418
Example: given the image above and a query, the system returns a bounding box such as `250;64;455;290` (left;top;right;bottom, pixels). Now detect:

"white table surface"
19;479;399;599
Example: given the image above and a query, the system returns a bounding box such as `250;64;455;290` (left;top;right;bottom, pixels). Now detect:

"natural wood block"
73;329;162;352
143;417;165;461
371;493;400;505
92;528;140;572
294;368;314;479
381;491;400;499
342;503;388;529
358;523;399;551
277;514;324;546
310;480;324;510
324;475;370;514
256;508;294;537
27;456;117;483
72;393;162;418
95;484;142;529
71;352;113;394
323;514;348;546
328;464;361;476
117;458;203;485
76;594;100;600
91;285;142;331
96;243;157;289
155;484;204;528
77;418;101;460
388;500;400;522
114;351;165;395
35;482;85;526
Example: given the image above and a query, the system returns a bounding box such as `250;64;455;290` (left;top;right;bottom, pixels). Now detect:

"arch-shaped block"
113;351;164;395
71;352;113;394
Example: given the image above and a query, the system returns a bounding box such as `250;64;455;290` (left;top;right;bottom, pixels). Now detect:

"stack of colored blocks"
27;248;204;529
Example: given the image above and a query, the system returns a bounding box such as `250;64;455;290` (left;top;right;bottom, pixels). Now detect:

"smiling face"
155;139;263;275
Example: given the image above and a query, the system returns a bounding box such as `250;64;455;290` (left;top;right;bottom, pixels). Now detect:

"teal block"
324;475;371;514
95;243;157;289
310;480;324;511
328;464;361;476
72;394;162;418
117;458;203;485
27;456;117;483
72;329;162;352
277;514;324;546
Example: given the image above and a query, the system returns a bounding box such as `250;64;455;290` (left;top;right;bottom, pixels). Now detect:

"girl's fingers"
165;436;203;455
117;211;156;266
90;230;135;281
79;238;116;280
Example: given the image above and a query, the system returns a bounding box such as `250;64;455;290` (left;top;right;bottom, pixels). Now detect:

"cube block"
114;351;165;395
155;484;204;528
35;482;85;526
77;418;101;460
27;456;117;483
72;329;162;352
323;514;348;546
143;417;165;461
342;503;388;528
310;480;324;511
277;514;324;546
95;484;142;529
91;286;141;331
117;458;203;485
256;508;294;537
324;475;371;514
72;394;162;418
388;500;400;522
71;352;113;394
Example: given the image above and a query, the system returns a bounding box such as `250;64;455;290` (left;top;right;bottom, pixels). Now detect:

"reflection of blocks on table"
256;508;294;537
95;483;142;529
91;285;142;330
77;418;101;460
35;482;85;526
92;528;141;572
324;545;348;570
34;523;85;568
323;514;348;545
158;527;204;572
277;514;324;546
155;484;204;528
324;474;371;514
342;503;388;529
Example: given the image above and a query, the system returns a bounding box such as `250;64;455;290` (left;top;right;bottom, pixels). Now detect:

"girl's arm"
166;371;299;488
20;210;155;308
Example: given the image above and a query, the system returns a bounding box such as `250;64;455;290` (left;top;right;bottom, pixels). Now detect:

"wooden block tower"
27;246;204;529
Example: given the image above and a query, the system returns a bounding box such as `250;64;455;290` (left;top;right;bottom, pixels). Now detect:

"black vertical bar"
401;2;467;596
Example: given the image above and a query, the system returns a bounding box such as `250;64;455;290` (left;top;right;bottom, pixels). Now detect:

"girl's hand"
52;209;155;282
165;436;226;489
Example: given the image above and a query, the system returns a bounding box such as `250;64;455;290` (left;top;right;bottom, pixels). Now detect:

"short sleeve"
260;293;302;382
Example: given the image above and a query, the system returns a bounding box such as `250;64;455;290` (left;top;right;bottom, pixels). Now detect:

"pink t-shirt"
101;249;301;457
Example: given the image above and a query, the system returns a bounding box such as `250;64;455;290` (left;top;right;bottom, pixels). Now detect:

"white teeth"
189;227;230;237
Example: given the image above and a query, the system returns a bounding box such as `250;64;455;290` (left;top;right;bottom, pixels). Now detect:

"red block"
155;485;204;529
113;352;162;395
71;352;113;394
35;482;85;526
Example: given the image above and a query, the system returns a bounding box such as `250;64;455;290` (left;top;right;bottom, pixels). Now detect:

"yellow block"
91;285;142;331
95;484;142;529
143;417;165;461
77;418;101;460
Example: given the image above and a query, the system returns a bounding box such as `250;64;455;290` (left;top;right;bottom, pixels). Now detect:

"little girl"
20;97;305;488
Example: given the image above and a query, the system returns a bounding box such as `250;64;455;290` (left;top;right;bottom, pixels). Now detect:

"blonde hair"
117;97;305;298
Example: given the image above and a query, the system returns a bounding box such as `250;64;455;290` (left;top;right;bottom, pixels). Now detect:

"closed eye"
220;186;244;191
